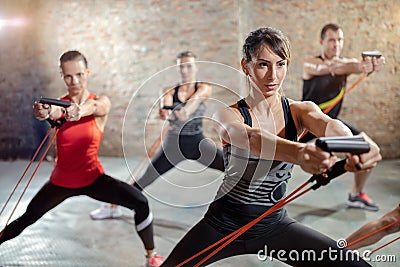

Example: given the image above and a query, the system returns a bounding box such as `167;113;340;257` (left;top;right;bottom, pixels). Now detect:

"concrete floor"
0;157;399;267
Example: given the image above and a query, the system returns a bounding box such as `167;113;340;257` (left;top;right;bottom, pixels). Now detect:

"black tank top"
168;82;206;135
207;96;298;238
237;96;297;141
302;55;347;118
218;95;298;207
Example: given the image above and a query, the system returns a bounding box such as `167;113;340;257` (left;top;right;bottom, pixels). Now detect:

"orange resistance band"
195;186;312;267
0;127;58;239
176;180;312;267
323;73;367;115
346;219;400;249
367;235;400;257
0;127;53;219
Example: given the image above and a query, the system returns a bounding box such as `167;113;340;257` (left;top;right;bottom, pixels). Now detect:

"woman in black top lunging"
161;27;381;267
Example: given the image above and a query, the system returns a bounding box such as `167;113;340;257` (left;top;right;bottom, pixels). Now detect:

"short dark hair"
243;27;291;66
59;50;88;68
320;23;341;40
176;51;197;60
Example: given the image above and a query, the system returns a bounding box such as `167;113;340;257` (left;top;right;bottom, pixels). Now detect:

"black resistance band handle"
161;104;183;121
38;97;70;128
162;104;182;110
309;159;347;190
39;97;71;108
315;136;370;155
310;136;371;190
162;105;175;110
45;117;66;128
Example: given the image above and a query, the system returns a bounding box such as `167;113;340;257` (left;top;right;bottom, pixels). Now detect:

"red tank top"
50;93;104;188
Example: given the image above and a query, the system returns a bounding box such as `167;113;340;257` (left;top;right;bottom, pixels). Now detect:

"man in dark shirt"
301;23;385;211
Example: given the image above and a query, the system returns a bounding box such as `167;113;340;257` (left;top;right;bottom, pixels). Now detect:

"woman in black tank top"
162;28;381;267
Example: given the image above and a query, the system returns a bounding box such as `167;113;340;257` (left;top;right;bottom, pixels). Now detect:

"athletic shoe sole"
347;200;379;212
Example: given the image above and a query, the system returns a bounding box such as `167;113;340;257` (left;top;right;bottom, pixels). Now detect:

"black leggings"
134;133;224;189
0;174;155;250
162;214;371;267
300;119;361;143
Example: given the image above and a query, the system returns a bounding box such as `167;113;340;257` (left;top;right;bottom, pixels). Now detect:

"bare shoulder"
162;85;175;96
197;82;212;92
95;94;110;101
193;82;212;98
215;103;241;120
94;94;111;105
303;56;323;64
289;99;319;116
302;56;326;79
198;81;211;88
289;99;316;108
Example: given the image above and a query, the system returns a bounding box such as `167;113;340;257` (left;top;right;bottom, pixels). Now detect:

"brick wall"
0;0;398;159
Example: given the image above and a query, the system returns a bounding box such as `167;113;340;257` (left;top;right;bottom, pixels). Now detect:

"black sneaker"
347;192;379;212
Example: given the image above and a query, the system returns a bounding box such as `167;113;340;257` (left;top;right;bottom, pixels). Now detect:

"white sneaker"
89;203;122;220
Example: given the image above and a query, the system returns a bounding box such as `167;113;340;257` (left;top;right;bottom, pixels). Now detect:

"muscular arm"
79;95;111;118
159;86;174;120
33;95;111;131
65;95;111;131
213;106;334;174
295;101;352;138
329;58;364;76
346;205;400;250
33;102;61;121
303;58;333;79
302;57;363;80
34;95;110;120
175;83;212;120
293;100;381;172
159;82;212;121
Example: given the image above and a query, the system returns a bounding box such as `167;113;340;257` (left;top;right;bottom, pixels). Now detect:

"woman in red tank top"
0;50;163;267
